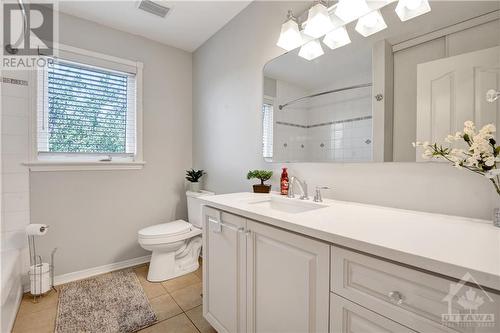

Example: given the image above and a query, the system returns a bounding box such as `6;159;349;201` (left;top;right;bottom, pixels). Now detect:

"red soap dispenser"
280;168;289;195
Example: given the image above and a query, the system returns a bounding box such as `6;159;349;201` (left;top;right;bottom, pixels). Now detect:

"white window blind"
37;58;137;160
262;102;274;159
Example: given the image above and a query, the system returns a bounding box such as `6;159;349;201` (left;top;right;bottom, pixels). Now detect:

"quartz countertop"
200;192;500;291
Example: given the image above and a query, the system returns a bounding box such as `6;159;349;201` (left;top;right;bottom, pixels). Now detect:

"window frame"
262;95;275;162
26;43;145;171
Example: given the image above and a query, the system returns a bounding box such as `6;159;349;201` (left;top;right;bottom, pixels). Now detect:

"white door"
416;46;500;161
246;220;330;333
330;294;415;333
202;207;246;333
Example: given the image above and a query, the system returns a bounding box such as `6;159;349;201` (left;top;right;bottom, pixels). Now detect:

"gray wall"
31;13;193;275
193;1;496;220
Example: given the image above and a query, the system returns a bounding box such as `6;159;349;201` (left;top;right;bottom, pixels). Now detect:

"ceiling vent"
138;0;170;18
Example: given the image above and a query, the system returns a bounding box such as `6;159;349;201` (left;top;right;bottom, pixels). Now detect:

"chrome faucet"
287;177;308;200
313;186;330;202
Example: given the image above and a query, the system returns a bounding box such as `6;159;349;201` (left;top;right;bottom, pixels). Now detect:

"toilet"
138;190;214;282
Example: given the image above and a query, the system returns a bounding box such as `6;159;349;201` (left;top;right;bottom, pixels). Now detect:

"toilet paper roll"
26;224;49;236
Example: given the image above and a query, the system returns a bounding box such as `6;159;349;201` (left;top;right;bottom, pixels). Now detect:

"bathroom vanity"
200;193;500;333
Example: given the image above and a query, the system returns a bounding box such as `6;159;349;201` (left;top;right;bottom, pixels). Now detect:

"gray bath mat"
55;269;157;333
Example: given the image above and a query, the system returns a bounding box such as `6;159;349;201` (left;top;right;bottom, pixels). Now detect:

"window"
32;45;143;170
262;101;274;160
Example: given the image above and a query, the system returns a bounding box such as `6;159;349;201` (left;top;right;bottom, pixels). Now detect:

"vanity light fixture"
304;1;335;38
395;0;431;21
323;26;351;50
335;0;371;23
298;39;324;61
355;10;387;37
276;10;303;51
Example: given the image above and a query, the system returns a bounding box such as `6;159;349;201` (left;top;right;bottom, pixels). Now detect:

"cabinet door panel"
203;207;246;333
247;220;329;333
330;294;415;333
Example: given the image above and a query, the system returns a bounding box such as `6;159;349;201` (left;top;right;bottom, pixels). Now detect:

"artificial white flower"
422;149;433;159
480;123;496;135
464;120;475;129
485;156;496;167
414;120;500;198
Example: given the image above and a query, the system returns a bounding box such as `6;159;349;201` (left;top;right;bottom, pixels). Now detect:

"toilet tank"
187;190;215;228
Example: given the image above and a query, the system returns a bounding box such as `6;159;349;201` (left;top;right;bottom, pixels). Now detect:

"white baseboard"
2;283;23;333
23;255;151;292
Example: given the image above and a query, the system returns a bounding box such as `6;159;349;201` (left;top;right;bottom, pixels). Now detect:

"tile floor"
11;261;216;333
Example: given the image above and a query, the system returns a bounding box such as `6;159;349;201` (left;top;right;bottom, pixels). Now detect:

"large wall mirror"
262;1;500;163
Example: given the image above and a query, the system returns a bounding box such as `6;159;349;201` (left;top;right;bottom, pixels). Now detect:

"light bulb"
323;26;351;50
395;0;431;21
304;2;335;38
298;39;324;61
405;0;422;10
335;0;371;23
276;11;303;51
355;10;387;37
360;11;379;28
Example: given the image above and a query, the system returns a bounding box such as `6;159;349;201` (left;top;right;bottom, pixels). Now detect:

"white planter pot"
189;182;201;192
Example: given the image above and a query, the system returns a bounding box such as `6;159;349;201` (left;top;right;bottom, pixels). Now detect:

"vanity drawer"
331;246;500;333
330;293;415;333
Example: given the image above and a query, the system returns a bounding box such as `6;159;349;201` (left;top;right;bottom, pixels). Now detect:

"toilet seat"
138;220;191;239
138;220;202;246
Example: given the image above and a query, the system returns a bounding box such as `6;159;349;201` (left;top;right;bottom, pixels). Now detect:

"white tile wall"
1;71;31;252
274;79;372;162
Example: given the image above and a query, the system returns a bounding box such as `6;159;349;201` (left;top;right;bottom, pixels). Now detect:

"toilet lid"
138;220;192;239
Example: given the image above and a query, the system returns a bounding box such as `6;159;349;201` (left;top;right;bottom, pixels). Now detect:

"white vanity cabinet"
202;206;330;333
202;204;500;333
202;207;247;333
246;219;330;333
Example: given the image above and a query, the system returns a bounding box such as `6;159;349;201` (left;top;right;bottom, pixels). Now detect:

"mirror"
263;1;500;163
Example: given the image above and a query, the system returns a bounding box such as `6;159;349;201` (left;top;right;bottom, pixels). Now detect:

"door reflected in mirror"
262;1;500;163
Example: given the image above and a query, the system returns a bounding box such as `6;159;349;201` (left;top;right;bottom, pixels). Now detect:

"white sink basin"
248;196;328;214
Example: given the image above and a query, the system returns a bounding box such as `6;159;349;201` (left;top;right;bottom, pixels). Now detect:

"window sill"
24;161;146;172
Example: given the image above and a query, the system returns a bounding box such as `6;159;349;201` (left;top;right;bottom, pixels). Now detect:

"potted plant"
186;169;205;192
247;170;273;193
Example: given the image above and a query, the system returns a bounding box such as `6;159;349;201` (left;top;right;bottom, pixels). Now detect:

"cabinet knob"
388;291;404;305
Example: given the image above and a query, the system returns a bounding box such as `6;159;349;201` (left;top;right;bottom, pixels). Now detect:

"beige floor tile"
170;282;202;311
194;264;202;279
139;278;168;300
12;307;57;333
134;265;149;281
139;313;198;333
185;305;216;333
16;291;58;316
161;272;201;293
149;294;183;321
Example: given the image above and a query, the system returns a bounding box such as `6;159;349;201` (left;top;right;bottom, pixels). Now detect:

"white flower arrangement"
413;121;500;196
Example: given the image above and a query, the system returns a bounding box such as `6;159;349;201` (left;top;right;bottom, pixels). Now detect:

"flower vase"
494;208;500;228
189;182;201;193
